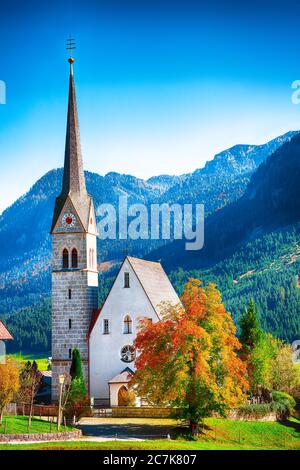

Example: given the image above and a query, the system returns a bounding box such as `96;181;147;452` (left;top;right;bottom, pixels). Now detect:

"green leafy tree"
16;360;42;427
271;345;299;392
251;333;279;391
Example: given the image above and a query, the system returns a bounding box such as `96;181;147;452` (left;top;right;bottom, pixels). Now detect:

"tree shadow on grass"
78;423;182;440
278;418;300;435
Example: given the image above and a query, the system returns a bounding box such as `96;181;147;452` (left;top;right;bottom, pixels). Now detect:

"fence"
17;403;58;417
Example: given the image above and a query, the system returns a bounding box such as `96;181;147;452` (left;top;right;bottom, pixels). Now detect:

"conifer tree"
239;298;262;352
69;348;87;397
70;348;84;381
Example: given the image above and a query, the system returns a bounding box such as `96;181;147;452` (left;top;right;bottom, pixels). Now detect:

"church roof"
126;256;181;318
108;367;134;384
88;256;181;336
0;321;13;340
51;61;92;233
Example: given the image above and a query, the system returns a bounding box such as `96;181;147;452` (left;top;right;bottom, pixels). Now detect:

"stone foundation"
0;429;82;442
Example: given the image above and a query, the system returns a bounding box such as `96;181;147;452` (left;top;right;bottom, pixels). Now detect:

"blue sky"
1;0;300;212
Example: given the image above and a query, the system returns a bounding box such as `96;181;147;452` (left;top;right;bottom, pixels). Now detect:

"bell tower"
50;42;98;400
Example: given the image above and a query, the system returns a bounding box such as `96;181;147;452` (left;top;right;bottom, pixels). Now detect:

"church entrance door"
117;386;129;406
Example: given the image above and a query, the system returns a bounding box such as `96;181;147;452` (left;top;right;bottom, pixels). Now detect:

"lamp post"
57;374;65;431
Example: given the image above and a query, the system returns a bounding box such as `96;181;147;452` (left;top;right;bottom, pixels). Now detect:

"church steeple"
61;57;87;197
51;43;92;233
50;41;98;400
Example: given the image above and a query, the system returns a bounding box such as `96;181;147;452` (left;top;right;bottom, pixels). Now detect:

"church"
51;54;180;406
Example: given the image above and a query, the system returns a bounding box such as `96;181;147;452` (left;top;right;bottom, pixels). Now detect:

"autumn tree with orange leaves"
132;278;249;435
0;359;20;424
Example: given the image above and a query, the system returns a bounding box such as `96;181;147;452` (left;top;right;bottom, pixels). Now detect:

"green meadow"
0;416;299;450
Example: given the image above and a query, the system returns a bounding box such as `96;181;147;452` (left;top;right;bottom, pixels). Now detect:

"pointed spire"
61;58;87;197
50;44;92;233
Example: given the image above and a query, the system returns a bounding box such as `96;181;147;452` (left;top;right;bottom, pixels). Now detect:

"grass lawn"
7;352;50;371
0;416;74;435
0;417;299;450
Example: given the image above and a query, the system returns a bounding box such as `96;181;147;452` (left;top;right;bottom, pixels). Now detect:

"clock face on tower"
62;212;76;228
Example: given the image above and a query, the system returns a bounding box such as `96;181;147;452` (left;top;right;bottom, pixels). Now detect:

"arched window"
123;315;132;334
62;248;69;269
71;248;78;268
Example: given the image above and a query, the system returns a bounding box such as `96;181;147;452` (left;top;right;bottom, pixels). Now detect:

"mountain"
145;132;300;342
148;130;300;270
161;131;298;214
0;130;299;350
0;130;296;309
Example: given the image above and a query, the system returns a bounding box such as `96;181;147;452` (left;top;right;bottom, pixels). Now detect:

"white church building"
89;256;180;406
51;54;180;406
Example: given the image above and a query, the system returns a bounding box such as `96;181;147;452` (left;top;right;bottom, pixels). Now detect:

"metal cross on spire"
66;36;76;60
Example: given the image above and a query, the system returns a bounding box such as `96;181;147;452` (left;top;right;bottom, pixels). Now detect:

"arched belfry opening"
71;248;78;268
62;248;69;268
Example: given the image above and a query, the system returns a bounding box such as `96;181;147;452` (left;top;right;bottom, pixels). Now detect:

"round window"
120;345;136;363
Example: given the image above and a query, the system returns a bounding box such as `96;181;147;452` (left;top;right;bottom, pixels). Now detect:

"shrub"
64;378;91;421
289;384;300;401
64;394;91;420
236;403;274;420
272;391;296;416
236;391;296;420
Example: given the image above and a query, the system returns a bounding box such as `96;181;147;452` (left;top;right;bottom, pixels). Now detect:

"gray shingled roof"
127;256;181;318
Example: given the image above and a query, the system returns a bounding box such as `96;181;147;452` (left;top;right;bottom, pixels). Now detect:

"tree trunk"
0;408;3;425
190;420;199;436
29;383;34;428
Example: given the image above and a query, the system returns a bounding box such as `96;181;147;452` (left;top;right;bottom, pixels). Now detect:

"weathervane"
66;36;76;65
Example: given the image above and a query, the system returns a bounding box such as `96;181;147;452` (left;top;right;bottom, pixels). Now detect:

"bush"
236;391;296;421
236;403;274;420
272;391;296;416
64;378;91;421
289;384;300;401
64;395;91;421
